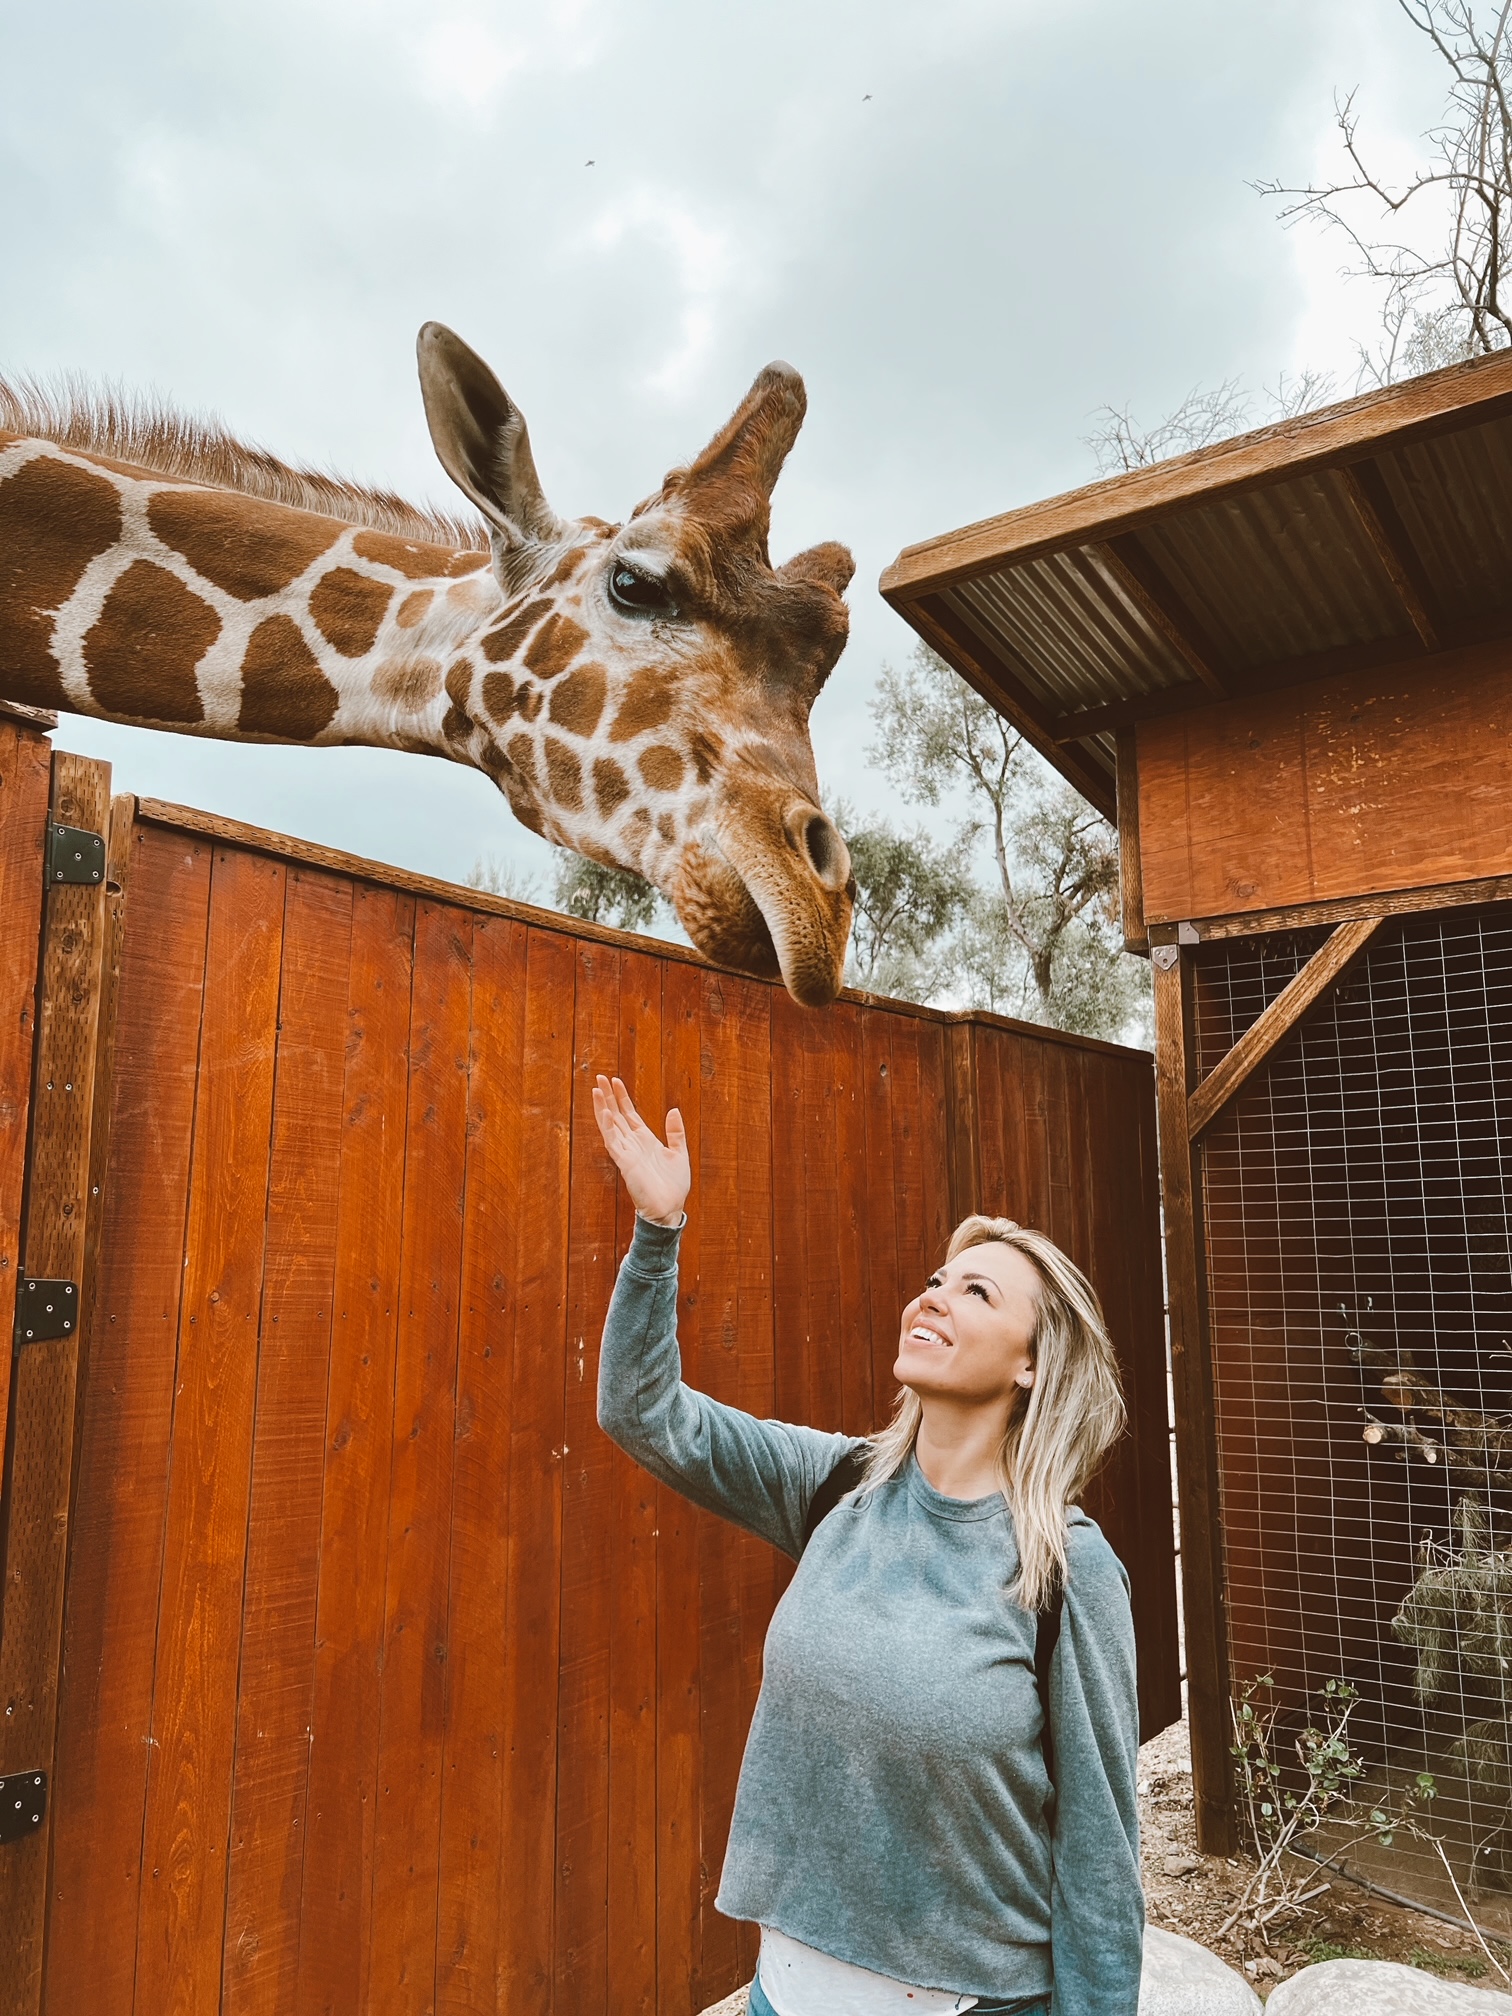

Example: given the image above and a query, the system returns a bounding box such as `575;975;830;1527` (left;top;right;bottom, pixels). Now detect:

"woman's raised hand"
591;1075;690;1226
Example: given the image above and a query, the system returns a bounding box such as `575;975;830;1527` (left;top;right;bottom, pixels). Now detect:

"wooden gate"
0;718;1177;2016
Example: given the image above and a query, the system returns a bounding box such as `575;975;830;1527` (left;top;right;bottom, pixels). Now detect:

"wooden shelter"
884;347;1512;1887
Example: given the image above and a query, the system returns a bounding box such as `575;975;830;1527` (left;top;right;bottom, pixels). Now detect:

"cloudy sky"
0;0;1446;900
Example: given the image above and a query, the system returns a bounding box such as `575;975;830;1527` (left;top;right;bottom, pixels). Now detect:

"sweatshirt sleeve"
1047;1522;1144;2016
597;1215;860;1559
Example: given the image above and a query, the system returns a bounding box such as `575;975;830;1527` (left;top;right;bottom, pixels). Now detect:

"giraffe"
0;323;856;1004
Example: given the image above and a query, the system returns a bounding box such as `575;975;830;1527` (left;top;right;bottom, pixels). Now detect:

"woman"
592;1074;1143;2016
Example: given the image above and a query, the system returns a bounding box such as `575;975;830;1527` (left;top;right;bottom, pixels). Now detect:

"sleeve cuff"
625;1212;685;1273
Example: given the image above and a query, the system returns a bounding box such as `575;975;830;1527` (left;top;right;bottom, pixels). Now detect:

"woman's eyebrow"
954;1269;998;1289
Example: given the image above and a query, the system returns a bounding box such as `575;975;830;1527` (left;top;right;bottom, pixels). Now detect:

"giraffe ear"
417;323;565;545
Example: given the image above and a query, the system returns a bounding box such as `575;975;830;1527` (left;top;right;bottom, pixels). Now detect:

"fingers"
665;1106;687;1155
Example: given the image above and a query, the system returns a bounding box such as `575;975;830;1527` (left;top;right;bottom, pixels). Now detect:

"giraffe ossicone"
0;324;856;1004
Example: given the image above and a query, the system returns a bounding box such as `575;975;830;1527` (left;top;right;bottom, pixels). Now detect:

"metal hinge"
46;823;104;887
14;1278;77;1343
0;1771;47;1846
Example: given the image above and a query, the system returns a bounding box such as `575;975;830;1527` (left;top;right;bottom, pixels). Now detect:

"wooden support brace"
0;751;113;2016
1186;918;1383;1141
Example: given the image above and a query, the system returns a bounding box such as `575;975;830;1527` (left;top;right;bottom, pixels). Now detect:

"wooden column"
1152;945;1236;1852
0;752;114;2015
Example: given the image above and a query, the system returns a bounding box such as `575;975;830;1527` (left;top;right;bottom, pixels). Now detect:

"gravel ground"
696;1712;1507;2011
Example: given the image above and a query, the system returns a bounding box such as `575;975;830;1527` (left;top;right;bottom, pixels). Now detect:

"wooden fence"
0;719;1178;2016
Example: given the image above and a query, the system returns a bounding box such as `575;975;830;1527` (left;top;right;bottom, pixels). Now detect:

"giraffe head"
418;324;855;1007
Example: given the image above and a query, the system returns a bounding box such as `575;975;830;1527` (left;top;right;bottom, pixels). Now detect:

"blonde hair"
859;1215;1127;1611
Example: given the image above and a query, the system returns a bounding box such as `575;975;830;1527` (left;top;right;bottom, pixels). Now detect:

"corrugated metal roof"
882;349;1512;815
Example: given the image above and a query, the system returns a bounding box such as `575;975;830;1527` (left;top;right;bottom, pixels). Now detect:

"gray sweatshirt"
597;1216;1143;2016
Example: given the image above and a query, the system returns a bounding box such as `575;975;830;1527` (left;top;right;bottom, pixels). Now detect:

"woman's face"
894;1241;1041;1412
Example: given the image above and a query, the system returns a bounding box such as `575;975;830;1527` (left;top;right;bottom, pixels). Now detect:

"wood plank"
730;976;774;1992
434;911;527;2016
1152;951;1234;1852
553;936;622;2016
134;844;287;2016
769;989;810;1430
801;1001;843;1434
943;1021;979;1227
1136;636;1512;924
656;959;703;2016
0;721;51;1473
1150;866;1512;943
497;926;574;2010
367;902;472;2014
1338;459;1439;650
43;820;212;2016
0;748;111;2016
887;1017;928;1297
880;346;1512;598
832;1002;872;1439
914;1021;952;1273
223;867;353;2016
1095;534;1228;693
692;970;744;2010
1187;919;1382;1141
605;950;663;2016
860;1014;902;1427
1115;729;1149;954
292;885;415;2016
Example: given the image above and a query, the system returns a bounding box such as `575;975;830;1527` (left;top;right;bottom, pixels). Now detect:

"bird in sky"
862;93;871;101
586;158;595;166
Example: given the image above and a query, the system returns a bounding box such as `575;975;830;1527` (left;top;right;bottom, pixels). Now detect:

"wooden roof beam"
1092;535;1229;696
908;593;1118;821
1338;458;1440;651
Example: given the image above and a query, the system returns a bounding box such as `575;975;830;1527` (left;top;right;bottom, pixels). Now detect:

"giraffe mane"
0;372;491;553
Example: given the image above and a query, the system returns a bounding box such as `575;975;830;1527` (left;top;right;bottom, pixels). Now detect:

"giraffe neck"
0;433;716;887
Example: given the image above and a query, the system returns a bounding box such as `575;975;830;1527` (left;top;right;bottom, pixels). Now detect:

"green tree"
867;645;1149;1041
551;852;667;933
836;801;971;1003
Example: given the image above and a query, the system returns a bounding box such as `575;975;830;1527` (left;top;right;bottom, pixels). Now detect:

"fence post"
0;751;115;2014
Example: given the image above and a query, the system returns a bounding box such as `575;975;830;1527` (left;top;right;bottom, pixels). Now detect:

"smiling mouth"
907;1324;952;1348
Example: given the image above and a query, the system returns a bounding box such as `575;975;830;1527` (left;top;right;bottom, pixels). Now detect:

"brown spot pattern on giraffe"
442;703;471;744
506;734;539;789
482;598;552;663
373;657;443;712
689;729;725;784
482;671;520;723
593;759;631;814
396;589;433;629
445;660;471;710
0;454;122;707
548;662;606;736
545;737;583;810
608;669;676;742
308;568;393;657
351;530;488;580
148;489;342;600
545;547;589;586
84;561;218;723
238;614;340;739
524;613;588;680
656;812;676;845
639;745;685;792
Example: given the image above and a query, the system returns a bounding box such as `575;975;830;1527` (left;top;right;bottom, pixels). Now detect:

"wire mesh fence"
1196;908;1512;1922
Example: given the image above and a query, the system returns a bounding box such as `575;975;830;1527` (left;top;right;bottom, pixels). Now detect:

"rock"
1266;1959;1512;2012
1162;1853;1201;1878
1139;1925;1262;2014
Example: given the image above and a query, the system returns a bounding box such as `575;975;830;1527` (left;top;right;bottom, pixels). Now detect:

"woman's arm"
1046;1523;1144;2016
598;1213;858;1557
592;1074;858;1556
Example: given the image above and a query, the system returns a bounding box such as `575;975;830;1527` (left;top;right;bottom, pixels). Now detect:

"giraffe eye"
609;563;677;617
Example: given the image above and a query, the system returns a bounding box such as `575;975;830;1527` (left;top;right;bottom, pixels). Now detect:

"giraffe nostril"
785;806;850;893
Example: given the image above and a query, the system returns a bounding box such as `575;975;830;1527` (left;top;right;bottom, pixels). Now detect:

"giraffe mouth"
670;797;853;1008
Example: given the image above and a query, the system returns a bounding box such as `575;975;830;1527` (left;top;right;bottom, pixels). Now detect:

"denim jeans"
747;1971;1050;2016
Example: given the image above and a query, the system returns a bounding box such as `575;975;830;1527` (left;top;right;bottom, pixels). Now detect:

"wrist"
636;1206;686;1228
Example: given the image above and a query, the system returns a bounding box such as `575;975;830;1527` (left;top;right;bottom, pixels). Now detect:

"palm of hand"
591;1075;690;1224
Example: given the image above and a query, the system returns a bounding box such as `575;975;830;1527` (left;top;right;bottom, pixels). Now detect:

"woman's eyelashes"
922;1273;992;1302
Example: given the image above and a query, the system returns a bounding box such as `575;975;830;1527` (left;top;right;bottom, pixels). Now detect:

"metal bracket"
46;823;104;887
0;1771;47;1846
14;1278;77;1343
